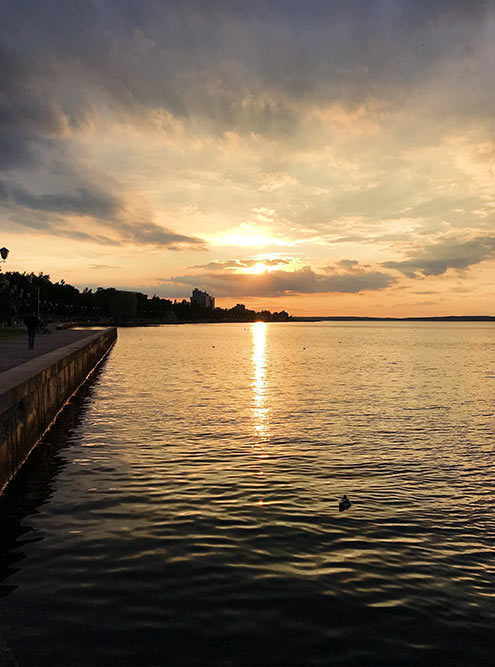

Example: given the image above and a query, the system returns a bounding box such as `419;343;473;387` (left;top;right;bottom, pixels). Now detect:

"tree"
110;291;138;324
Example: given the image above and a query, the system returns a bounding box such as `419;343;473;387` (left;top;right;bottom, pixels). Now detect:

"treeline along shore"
1;271;493;326
0;271;289;325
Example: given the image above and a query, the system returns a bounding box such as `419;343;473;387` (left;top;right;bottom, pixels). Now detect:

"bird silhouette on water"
339;494;351;512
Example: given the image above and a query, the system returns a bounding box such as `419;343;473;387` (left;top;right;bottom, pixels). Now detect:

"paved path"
0;327;106;374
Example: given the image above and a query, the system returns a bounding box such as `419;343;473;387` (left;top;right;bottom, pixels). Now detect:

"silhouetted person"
24;314;40;349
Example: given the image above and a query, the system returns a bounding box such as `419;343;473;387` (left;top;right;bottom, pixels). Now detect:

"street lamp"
0;248;8;325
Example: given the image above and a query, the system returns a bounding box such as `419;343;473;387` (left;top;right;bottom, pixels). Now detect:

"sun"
245;262;267;274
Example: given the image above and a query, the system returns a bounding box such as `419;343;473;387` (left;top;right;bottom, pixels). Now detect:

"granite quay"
0;327;117;495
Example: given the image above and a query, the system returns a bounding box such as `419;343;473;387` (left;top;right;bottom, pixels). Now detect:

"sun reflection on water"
252;321;269;442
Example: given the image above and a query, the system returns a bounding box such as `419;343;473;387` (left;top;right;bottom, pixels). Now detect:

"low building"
191;288;215;309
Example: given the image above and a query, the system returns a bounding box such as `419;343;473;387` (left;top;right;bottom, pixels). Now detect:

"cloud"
0;44;66;170
0;204;119;244
6;183;119;219
190;257;291;270
383;236;495;277
2;0;495;313
257;171;298;192
337;259;360;271
164;265;396;298
2;0;494;147
0;180;206;249
111;220;205;249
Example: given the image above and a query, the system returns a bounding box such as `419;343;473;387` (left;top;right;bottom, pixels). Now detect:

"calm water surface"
1;322;495;665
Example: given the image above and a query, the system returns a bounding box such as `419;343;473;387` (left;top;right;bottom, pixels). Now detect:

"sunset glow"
244;263;268;275
1;1;494;316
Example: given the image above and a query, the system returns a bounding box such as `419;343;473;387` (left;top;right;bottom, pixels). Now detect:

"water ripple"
1;322;495;665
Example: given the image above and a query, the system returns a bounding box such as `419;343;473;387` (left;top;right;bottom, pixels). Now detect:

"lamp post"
0;248;8;326
0;279;6;327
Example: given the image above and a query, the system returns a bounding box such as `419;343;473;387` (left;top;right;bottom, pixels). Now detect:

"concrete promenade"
0;326;117;496
0;327;104;374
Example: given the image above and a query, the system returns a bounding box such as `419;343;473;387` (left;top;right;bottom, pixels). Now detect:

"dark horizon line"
290;315;495;322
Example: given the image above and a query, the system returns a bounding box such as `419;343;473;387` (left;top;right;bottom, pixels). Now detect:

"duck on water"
339;495;352;512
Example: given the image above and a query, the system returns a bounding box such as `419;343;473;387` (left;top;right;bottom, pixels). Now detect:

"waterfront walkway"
0;327;105;374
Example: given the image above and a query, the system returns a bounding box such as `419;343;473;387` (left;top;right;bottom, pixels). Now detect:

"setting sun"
245;262;268;275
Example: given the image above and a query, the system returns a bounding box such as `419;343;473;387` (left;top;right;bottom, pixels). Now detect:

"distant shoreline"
289;315;495;322
60;315;495;328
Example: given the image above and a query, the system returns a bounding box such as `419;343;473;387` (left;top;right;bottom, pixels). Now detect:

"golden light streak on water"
252;321;269;508
2;323;495;666
251;321;269;441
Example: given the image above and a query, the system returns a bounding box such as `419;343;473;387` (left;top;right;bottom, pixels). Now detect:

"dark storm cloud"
4;206;119;245
0;180;206;249
0;44;67;169
1;0;493;178
5;183;119;219
383;236;495;277
2;0;494;149
112;220;205;249
164;266;396;298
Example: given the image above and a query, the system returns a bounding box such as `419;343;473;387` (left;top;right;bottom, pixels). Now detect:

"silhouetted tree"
0;271;291;324
110;291;138;324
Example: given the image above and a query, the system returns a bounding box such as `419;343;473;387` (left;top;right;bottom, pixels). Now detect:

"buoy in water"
339;494;351;512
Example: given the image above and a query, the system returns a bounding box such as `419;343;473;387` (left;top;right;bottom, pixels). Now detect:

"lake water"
1;322;495;666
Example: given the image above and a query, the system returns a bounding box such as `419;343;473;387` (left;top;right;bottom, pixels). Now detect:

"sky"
1;0;494;316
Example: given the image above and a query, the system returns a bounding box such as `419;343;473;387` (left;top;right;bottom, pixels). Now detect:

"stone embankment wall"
0;328;117;495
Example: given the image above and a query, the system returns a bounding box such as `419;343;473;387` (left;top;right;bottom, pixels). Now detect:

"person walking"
24;313;40;349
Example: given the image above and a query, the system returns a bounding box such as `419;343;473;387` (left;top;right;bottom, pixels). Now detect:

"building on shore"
191;288;215;309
